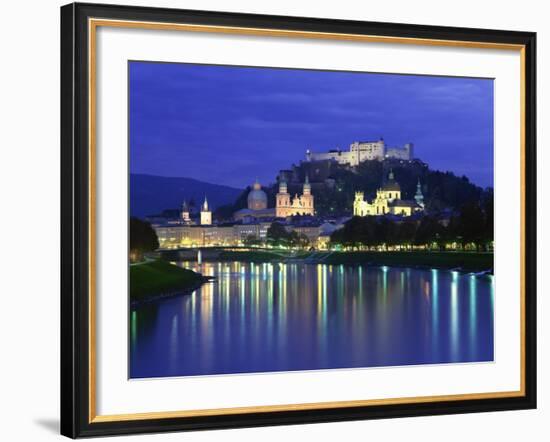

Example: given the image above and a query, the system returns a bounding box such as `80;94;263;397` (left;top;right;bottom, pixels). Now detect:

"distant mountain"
130;174;243;218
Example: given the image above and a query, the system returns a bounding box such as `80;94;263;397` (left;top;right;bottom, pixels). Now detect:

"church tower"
301;175;314;213
354;192;365;216
414;179;425;209
181;200;190;224
276;179;291;218
200;196;212;225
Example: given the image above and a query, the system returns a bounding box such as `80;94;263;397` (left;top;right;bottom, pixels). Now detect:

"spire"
388;169;394;181
181;200;190;222
415;179;424;208
202;196;209;211
303;174;311;195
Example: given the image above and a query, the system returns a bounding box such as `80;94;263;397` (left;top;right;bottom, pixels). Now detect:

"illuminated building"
275;175;314;217
247;179;268;210
234;180;276;221
353;170;424;217
200;196;212;225
306;138;414;166
180;200;191;224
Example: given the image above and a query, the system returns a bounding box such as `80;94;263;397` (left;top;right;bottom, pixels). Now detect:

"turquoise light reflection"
469;274;477;358
431;269;439;355
130;310;137;351
132;261;496;378
169;315;179;372
316;264;328;365
450;271;459;361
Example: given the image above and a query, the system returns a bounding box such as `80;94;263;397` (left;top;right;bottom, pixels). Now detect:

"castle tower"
405;143;414;160
181;200;190;223
200;196;212;225
414;179;424;209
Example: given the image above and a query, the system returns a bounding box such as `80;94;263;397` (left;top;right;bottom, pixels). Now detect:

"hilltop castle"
306;138;413;166
354;170;424;217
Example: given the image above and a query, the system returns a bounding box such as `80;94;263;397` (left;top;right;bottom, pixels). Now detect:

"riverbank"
130;260;212;304
212;250;493;272
323;251;493;272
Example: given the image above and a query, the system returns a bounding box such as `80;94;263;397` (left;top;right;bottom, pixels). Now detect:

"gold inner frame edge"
87;17;527;424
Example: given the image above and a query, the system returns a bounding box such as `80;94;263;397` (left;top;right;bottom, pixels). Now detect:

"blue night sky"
129;61;494;189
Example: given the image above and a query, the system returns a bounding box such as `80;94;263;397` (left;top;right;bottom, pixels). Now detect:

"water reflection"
130;262;494;378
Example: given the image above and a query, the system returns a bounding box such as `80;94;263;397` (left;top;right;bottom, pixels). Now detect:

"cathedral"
353;170;424;217
232;177;315;221
275;175;315;217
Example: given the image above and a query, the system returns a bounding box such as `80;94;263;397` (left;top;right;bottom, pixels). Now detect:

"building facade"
306;138;414;166
353;170;424;217
155;221;276;249
275;176;315;217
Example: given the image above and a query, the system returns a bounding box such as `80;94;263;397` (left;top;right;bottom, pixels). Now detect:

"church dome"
382;181;401;192
382;169;401;191
247;180;268;210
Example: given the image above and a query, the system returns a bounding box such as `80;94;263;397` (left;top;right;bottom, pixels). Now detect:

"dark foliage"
212;159;491;218
331;195;494;251
266;222;309;249
130;217;159;262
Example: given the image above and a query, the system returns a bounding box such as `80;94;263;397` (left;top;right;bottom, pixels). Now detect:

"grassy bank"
130;260;207;302
323;251;493;271
211;250;493;272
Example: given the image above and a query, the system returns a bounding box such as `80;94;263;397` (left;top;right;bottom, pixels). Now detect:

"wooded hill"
216;159;492;218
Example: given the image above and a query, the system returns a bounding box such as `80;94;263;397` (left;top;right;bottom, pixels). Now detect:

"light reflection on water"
130;261;494;379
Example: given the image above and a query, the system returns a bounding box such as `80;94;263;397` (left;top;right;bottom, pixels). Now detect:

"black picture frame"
61;2;537;438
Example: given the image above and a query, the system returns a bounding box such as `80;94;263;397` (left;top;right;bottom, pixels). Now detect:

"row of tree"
263;222;311;249
330;198;493;251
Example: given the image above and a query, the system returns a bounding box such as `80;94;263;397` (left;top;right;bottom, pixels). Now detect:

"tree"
130;217;159;263
456;203;485;250
329;216;380;250
266;222;291;248
396;221;418;249
414;216;444;249
481;188;494;250
243;234;262;247
289;232;310;250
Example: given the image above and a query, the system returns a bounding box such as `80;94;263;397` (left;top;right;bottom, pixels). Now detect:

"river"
130;261;494;378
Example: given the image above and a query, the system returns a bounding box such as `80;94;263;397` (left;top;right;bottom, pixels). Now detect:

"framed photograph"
60;2;537;438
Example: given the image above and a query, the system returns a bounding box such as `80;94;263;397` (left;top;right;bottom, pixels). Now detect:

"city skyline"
130;61;494;189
